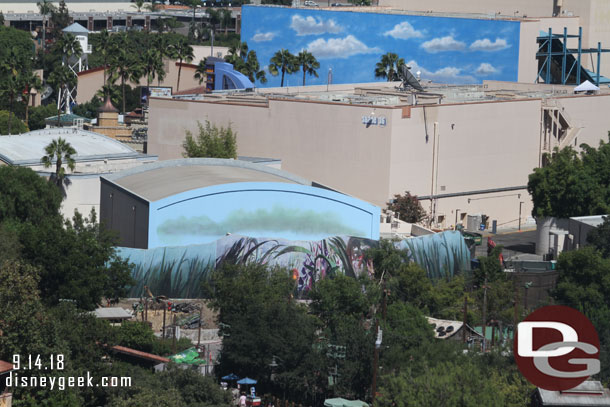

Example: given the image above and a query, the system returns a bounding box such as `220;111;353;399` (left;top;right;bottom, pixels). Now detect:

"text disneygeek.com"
4;372;132;391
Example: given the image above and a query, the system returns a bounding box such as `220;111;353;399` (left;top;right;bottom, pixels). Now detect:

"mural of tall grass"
117;231;471;298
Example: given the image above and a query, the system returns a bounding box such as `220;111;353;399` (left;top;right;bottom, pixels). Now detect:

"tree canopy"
387;190;427;223
528;138;610;218
183;120;237;159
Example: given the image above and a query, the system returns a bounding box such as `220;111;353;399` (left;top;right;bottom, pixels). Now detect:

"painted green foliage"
119;231;471;298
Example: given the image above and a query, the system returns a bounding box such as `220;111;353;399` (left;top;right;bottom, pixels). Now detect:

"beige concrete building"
147;80;610;231
76;61;204;105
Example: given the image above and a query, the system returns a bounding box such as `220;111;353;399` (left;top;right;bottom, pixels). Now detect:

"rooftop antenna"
397;65;424;92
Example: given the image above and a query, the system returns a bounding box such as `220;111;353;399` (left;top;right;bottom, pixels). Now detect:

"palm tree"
144;1;160;12
22;72;43;128
206;8;220;52
142;48;166;90
169;39;194;92
41;137;77;192
221;8;232;35
194;59;208;84
56;33;83;67
109;47;142;113
375;52;405;82
225;43;267;85
132;0;145;12
48;65;76;125
1;76;21;135
96;84;121;107
37;0;56;52
269;49;297;87
94;29;112;88
225;41;249;66
296;50;320;86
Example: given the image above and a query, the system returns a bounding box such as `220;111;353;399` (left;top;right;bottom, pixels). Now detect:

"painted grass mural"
118;231;471;298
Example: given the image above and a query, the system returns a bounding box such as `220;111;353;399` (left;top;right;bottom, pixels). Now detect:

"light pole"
518;201;524;231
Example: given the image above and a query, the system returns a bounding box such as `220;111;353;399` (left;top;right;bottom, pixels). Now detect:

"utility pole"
144;299;148;322
519;201;524;231
371;320;380;405
513;280;519;345
482;277;488;351
172;313;177;354
162;304;167;339
197;303;203;348
462;296;468;343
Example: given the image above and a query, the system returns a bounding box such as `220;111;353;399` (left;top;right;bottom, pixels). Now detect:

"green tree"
587;216;610;257
109;43;142;113
221;8;232;35
37;0;56;52
296;50;320;86
386;190;427;223
132;0;145;12
41;136;77;189
206;263;318;403
375;52;405;82
527;140;610;218
28;104;57;130
0;166;62;224
194;59;207;84
168;38;194;92
225;42;267;84
117;321;155;352
0;110;28;135
50;0;71;39
142;48;166;92
182;120;237;158
47;64;76;122
94;29;113;88
21;72;43;128
269;49;297;87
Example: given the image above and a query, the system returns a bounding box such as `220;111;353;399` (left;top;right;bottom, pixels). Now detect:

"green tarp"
169;347;206;365
324;398;368;407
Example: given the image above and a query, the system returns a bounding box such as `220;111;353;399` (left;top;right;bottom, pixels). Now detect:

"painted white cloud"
421;36;466;53
307;35;381;59
475;63;499;75
252;32;276;42
407;60;475;84
290;15;343;36
469;38;509;52
383;21;424;40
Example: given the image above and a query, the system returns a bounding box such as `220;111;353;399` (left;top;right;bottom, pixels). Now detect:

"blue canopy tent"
237;377;257;385
222;373;240;381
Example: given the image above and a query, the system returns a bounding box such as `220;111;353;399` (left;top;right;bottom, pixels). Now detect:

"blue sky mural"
241;6;521;87
147;182;380;247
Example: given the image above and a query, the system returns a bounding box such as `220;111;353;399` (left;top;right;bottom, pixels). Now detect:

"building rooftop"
169;80;610;108
62;22;89;34
537;381;610;406
93;307;133;320
570;215;609;227
0;128;143;166
102;158;312;201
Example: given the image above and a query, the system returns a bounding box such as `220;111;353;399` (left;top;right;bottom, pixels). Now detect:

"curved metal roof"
0;128;142;166
102;158;313;202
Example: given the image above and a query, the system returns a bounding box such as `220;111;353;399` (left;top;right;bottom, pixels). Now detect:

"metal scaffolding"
536;27;610;86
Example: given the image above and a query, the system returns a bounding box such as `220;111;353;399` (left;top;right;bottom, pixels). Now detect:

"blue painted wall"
148;182;380;248
241;6;521;87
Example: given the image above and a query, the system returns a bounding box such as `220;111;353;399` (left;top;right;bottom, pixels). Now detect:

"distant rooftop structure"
0;128;143;166
426;316;483;341
93;307;132;321
534;381;610;406
62;22;89;34
172;80;610;108
570;214;608;228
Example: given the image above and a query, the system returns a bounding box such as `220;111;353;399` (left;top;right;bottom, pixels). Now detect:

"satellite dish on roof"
398;64;424;92
40;85;53;101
